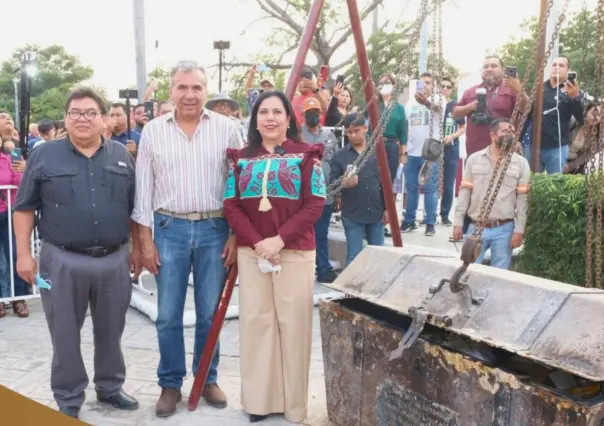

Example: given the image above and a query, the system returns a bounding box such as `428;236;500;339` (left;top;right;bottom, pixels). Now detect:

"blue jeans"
439;154;459;219
341;217;384;265
404;156;438;225
525;145;569;174
466;221;515;269
0;210;27;298
154;213;229;390
314;203;333;277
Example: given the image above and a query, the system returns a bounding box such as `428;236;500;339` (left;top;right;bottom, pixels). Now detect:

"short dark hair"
38;119;55;135
110;102;127;113
378;73;396;85
441;76;454;86
65;86;107;115
490;118;510;132
343;112;366;129
484;55;504;68
557;55;571;67
419;72;432;79
133;104;145;113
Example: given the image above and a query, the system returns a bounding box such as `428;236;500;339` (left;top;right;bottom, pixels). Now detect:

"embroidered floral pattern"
311;162;326;198
237;155;303;200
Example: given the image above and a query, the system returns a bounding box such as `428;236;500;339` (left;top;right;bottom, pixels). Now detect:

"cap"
260;79;274;88
302;97;321;112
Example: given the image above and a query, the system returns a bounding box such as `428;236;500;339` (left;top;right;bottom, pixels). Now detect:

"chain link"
585;0;604;288
470;0;566;239
326;0;443;197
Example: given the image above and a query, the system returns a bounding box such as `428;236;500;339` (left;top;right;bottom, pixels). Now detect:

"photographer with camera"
454;56;529;157
525;56;583;174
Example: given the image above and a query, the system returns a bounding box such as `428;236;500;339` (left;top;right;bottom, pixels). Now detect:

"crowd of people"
0;51;600;424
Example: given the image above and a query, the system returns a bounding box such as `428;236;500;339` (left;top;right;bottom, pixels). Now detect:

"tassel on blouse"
258;158;273;212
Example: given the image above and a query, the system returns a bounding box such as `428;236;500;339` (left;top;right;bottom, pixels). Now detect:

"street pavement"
0;200;460;425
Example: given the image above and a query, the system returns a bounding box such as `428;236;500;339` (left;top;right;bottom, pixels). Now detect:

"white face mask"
380;84;393;96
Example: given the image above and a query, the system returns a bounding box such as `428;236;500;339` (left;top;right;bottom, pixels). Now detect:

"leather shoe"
97;390;139;411
156;388;182;418
59;406;80;419
203;383;227;408
250;414;268;422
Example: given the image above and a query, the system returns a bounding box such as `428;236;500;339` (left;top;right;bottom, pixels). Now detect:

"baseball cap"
302;97;321;112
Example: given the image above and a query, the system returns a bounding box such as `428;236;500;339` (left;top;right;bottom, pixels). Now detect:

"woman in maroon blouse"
223;91;326;423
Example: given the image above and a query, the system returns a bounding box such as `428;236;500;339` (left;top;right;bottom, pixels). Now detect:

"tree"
0;44;93;121
148;67;171;101
224;0;387;76
498;8;599;95
346;24;458;98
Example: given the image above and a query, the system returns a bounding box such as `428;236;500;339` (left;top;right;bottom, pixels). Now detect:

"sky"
1;0;597;100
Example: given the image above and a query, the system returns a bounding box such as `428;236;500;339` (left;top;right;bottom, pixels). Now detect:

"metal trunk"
320;245;604;426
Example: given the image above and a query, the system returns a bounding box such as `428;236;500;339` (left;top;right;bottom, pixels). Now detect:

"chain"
585;0;604;288
471;0;565;238
326;0;443;197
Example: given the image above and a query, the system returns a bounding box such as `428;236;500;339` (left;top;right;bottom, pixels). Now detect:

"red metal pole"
188;265;238;411
284;0;326;100
345;0;402;247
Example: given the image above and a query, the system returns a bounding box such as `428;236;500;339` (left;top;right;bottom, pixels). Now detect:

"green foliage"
518;173;603;287
499;9;599;94
148;67;170;101
0;44;93;122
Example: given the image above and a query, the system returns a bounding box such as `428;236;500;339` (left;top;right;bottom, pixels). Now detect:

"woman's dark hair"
341;87;353;110
246;90;300;156
377;73;397;103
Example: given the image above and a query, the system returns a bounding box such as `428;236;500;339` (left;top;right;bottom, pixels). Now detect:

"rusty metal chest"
320;245;604;426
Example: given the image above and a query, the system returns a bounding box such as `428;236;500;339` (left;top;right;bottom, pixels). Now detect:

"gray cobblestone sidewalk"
0;300;331;425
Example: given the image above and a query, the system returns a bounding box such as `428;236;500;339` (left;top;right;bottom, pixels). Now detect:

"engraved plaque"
376;380;459;426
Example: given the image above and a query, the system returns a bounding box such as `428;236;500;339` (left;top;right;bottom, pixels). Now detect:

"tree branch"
210;62;294;70
255;0;304;36
331;53;357;73
327;0;384;56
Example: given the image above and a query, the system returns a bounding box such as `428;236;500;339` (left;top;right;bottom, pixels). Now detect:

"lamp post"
19;51;37;153
12;78;19;125
213;40;230;93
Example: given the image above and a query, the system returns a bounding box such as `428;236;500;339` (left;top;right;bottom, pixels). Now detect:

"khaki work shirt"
454;147;530;234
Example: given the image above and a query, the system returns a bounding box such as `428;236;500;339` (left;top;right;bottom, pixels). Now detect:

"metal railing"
0;185;41;304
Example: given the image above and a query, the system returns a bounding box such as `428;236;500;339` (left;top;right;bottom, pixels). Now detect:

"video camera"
472;88;492;125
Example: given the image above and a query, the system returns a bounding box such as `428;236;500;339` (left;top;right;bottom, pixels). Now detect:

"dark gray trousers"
39;242;132;409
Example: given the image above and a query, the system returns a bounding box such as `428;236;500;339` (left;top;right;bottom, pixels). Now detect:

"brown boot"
203;383;227;409
155;388;181;418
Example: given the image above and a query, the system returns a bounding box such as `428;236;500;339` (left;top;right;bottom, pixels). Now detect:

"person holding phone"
292;68;330;127
527;56;584;174
223;90;325;423
0;140;28;318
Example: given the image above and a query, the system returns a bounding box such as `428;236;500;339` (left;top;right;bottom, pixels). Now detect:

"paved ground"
0;301;331;425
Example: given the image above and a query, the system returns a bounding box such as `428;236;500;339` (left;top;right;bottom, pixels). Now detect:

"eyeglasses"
67;110;100;121
441;84;452;89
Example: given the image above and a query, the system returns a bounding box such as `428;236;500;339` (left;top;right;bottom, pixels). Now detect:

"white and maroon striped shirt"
132;109;242;228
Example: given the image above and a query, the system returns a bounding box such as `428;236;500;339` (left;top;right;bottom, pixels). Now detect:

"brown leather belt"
471;218;514;229
157;209;224;221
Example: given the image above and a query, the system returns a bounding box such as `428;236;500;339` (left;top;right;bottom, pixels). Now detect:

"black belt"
60;244;122;258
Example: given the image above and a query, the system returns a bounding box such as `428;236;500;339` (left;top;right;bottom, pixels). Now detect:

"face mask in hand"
257;258;281;276
304;112;320;127
380;84;394;96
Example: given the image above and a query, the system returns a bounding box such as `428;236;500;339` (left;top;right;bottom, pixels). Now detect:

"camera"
567;71;577;84
472;88;492;125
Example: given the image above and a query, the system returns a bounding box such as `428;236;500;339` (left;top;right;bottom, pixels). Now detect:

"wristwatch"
313;88;320;94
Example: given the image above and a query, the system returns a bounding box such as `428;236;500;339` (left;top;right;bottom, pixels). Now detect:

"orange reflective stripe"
460;180;473;189
517;184;530;194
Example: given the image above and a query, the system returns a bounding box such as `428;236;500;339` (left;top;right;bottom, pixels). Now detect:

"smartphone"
301;70;313;80
567;71;577;84
319;65;329;83
346;164;357;175
505;66;517;78
119;89;139;99
144;101;155;120
416;80;425;94
10;148;22;163
256;64;270;73
336;74;345;85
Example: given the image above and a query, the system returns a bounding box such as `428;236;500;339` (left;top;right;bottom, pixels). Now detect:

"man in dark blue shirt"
108;103;139;156
330;113;386;265
439;77;466;225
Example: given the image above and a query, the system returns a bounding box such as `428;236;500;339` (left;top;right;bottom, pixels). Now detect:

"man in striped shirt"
132;61;242;418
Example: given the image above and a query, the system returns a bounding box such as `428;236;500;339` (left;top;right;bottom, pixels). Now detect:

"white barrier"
0;185;42;304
